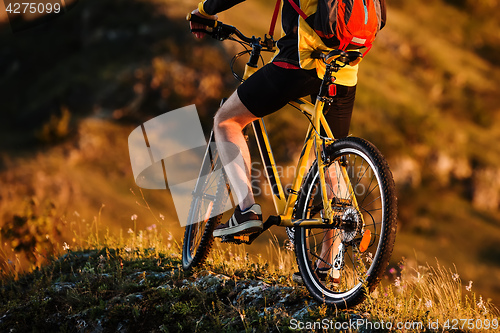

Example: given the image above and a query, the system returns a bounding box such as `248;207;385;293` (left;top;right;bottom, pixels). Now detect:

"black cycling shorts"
237;63;356;139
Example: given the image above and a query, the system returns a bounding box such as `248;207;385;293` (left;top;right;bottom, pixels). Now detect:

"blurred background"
1;0;499;305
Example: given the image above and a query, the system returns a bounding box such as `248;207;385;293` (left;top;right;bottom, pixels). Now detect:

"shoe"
213;203;263;237
292;272;303;284
315;261;341;284
314;261;333;281
292;261;341;284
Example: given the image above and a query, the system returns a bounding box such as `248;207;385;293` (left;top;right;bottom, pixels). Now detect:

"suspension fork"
314;63;365;226
314;64;336;223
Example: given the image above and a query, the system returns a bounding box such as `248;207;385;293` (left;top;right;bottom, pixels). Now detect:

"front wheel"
294;137;397;308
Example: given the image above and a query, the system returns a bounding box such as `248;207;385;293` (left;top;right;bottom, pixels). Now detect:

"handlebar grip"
311;51;326;60
186;13;218;28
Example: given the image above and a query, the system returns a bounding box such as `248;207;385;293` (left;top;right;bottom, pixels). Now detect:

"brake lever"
261;34;276;51
211;25;233;41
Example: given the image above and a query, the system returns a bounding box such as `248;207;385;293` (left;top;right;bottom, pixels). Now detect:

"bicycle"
182;13;397;309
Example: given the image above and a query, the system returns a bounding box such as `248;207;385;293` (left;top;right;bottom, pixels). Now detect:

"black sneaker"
213;204;263;237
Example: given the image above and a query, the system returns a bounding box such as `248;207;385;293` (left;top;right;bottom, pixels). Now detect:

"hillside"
0;245;497;332
1;0;500;315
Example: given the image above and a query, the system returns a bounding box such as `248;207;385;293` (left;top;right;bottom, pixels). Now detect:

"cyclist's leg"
213;91;258;211
323;84;356;139
214;63;322;212
314;166;343;278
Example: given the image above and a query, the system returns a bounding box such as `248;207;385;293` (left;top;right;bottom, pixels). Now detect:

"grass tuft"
1;221;498;332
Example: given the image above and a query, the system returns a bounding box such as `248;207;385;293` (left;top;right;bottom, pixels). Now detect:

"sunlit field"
1;0;500;326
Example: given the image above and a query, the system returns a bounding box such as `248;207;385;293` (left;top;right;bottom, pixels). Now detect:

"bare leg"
318;162;348;280
213;91;258;210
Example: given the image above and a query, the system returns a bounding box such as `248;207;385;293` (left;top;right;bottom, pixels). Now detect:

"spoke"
359;194;382;211
345;247;364;286
354;156;365;186
332;162;347;200
201;193;217;201
310;252;333;269
358;174;376;206
308;231;336;242
356;163;370;187
362;210;379;235
359;182;380;207
345;156;356;203
364;206;382;212
343;247;356;289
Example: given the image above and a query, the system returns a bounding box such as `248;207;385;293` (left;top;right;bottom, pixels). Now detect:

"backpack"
287;0;386;53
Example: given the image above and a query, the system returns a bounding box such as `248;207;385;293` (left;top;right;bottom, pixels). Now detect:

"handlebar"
187;12;218;28
187;13;274;49
187;13;361;72
187;13;250;43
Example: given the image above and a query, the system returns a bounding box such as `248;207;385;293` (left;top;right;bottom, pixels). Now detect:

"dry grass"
1;1;500;327
362;258;499;331
1;197;498;332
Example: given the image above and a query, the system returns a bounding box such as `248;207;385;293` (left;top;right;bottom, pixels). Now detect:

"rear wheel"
182;141;229;271
294;137;397;308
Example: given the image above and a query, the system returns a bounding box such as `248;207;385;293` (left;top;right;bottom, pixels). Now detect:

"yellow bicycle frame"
241;64;364;228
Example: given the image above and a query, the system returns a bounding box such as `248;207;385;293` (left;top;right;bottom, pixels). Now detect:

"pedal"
218;216;280;245
220;234;250;244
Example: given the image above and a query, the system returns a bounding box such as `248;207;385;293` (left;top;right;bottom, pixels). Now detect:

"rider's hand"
190;8;218;39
